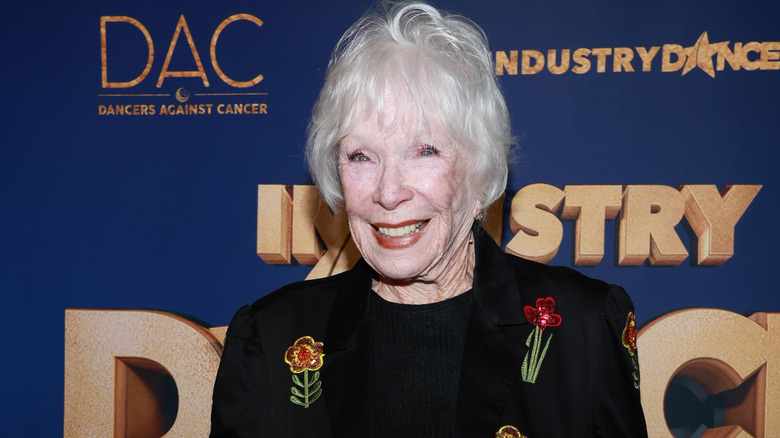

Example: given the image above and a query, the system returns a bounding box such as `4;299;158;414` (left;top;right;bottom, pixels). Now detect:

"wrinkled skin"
338;90;481;304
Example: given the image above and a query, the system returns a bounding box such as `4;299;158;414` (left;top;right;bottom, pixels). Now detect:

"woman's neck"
372;236;476;305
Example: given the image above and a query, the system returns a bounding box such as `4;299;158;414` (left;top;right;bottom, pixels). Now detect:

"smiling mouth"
375;220;428;238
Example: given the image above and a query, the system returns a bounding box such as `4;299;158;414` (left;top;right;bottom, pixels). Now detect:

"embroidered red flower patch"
524;297;562;331
622;312;637;356
284;336;324;373
496;425;527;438
521;297;561;384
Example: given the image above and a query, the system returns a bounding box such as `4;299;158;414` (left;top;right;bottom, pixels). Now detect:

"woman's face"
338;95;480;284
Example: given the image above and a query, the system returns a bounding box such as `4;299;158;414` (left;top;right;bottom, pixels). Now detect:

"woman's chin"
373;264;425;284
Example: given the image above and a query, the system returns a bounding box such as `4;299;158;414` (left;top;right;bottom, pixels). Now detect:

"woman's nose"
374;162;413;210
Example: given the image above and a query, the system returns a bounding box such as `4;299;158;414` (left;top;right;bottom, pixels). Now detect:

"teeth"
377;222;423;238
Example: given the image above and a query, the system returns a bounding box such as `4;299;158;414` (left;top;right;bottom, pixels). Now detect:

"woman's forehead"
351;87;444;135
345;107;450;146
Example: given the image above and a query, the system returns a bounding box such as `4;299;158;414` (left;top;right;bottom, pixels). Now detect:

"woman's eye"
420;144;440;156
347;151;369;162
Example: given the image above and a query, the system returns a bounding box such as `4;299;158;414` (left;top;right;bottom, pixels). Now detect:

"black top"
369;290;473;437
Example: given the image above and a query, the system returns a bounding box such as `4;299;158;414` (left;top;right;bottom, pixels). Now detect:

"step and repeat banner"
2;0;778;436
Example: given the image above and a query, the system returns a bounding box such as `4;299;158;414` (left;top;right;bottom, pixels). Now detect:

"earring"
475;211;484;221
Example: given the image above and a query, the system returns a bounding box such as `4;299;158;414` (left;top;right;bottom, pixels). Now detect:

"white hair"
306;1;513;212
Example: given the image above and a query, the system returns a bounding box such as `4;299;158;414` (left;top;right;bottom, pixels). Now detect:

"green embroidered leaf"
290;395;305;407
522;328;554;384
528;328;542;375
310;380;322;394
309;388;323;404
521;330;535;382
521;352;530;381
525;330;534;347
291;386;305;398
310;371;320;385
292;374;303;387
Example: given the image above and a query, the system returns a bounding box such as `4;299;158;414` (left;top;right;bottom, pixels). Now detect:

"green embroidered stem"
521;327;553;384
532;332;552;383
531;327;541;374
521;330;533;380
290;370;323;408
631;354;640;389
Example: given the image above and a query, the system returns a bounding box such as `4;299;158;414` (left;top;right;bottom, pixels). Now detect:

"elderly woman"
211;2;647;437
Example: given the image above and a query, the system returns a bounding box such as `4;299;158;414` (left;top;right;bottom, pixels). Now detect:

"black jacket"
211;229;648;437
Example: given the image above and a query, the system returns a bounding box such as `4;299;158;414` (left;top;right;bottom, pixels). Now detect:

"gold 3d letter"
618;185;688;266
561;185;622;265
639;310;780;437
306;199;360;280
291;185;325;265
257;184;293;264
681;184;761;265
64;309;222;437
505;183;565;264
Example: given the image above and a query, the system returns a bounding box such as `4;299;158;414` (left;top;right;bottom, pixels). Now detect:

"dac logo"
100;14;263;89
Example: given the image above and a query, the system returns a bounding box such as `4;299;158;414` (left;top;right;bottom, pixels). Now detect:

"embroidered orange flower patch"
496;425;527;438
284;336;324;373
284;336;324;408
621;312;641;389
622;312;637;356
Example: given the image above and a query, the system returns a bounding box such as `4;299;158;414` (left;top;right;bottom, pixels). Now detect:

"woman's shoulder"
227;264;372;343
250;269;350;312
501;252;633;318
505;252;610;291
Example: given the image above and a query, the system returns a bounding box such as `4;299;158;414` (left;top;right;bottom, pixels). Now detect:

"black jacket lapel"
455;228;531;436
322;259;373;436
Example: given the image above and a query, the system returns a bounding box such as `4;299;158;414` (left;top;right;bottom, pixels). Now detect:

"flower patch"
496;425;527;438
521;297;562;383
622;312;641;389
284;336;324;407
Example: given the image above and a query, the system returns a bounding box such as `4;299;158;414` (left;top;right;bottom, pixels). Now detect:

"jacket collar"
322;227;531;436
470;226;529;326
324;257;372;353
325;226;529;344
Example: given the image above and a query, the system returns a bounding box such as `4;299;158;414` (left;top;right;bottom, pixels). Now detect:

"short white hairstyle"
306;1;513;212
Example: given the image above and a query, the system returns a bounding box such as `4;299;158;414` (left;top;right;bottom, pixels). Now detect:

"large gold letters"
64;310;222;437
64;309;780;436
505;183;565;264
257;184;503;279
100;14;264;89
681;185;761;265
259;184;761;268
101;17;154;88
639;310;780;437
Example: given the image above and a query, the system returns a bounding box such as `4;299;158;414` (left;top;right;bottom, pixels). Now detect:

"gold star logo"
682;32;730;78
